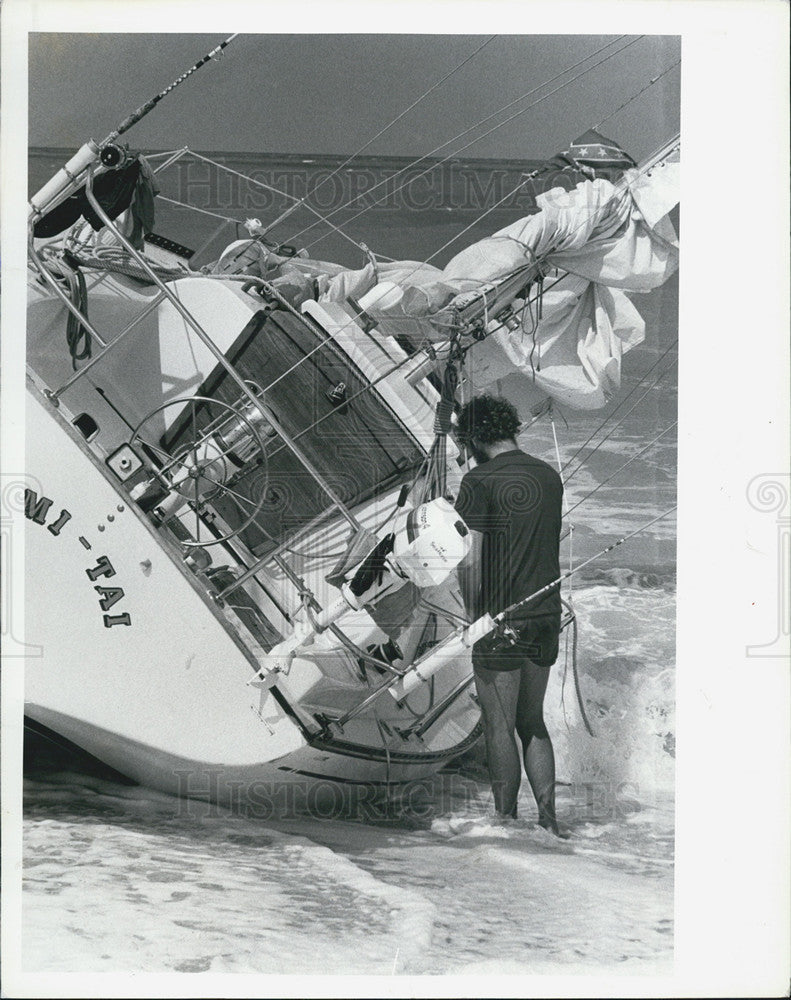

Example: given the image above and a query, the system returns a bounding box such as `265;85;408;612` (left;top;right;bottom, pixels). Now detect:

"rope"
550;407;574;601
64;248;187;284
39;250;93;366
560;625;572;731
111;55;676;407
61;256;91;367
526;280;542;378
375;714;393;800
549;408;583;739
275;96;676;392
561;597;594;737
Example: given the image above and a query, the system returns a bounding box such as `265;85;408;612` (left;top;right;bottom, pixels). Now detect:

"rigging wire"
296;36;646;253
563;421;678;518
302;94;676;363
237;132;675;536
120;51;677;416
281;35;634;249
138;35;647;289
250;83;674;739
248;119;676;411
472;144;678;482
594;59;681;129
36;45;681;744
65;125;679;572
561;595;594;737
183;149;371;257
156;195;241;226
412;173;536;271
86;51;679;572
562;350;678;483
230;35;499;252
304;35;498;204
446;132;679;310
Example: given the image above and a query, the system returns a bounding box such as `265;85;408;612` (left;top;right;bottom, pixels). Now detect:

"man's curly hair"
455;395;521;446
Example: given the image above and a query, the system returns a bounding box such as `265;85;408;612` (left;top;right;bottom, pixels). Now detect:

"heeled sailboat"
23;36;679;800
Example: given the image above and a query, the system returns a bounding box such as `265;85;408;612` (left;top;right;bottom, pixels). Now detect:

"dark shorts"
472;613;560;672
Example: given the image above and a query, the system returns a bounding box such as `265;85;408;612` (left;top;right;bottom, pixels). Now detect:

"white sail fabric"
469;278;648;409
355;152;679;410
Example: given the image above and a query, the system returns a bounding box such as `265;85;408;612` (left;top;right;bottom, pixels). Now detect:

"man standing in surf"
454;395;567;837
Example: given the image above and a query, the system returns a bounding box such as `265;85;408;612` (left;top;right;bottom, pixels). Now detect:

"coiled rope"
63;247;188;284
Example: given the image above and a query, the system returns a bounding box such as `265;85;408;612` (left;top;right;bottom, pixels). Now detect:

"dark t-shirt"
455;449;563;620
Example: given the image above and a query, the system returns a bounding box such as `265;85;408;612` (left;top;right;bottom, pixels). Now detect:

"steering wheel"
129;393;270;548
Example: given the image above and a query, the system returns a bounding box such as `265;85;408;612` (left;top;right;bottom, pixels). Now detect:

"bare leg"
473;666;521;818
515;661;566;835
525;738;557;830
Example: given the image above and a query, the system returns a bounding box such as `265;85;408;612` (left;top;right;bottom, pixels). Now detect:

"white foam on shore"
547;584;676;802
22;781;435;974
22;575;675;976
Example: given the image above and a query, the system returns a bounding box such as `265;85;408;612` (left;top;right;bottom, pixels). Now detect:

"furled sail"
353;133;679;410
209;131;679;412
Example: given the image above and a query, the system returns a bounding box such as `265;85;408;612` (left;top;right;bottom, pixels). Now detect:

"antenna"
29;35;239;220
102;35;239;147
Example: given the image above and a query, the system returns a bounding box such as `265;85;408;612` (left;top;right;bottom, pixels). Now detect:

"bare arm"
456;528;483;621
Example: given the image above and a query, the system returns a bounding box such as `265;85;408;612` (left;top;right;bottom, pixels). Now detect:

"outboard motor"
261;498;470;671
313;497;470;630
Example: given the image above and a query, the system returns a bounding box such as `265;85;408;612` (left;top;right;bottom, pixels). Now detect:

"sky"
28;33;680;161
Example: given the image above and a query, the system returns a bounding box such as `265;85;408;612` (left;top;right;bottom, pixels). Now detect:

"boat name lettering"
85;556;132;628
23;489;72;536
25;489;132;627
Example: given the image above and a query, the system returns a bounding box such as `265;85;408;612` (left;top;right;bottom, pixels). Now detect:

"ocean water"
22;150;677;978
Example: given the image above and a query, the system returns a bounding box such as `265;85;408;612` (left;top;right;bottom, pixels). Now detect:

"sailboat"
23;37;679;803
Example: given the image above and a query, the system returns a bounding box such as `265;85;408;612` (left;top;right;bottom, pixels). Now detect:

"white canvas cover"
347;151;679;410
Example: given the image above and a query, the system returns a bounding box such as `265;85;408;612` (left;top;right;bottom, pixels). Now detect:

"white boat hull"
24;385;480;799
